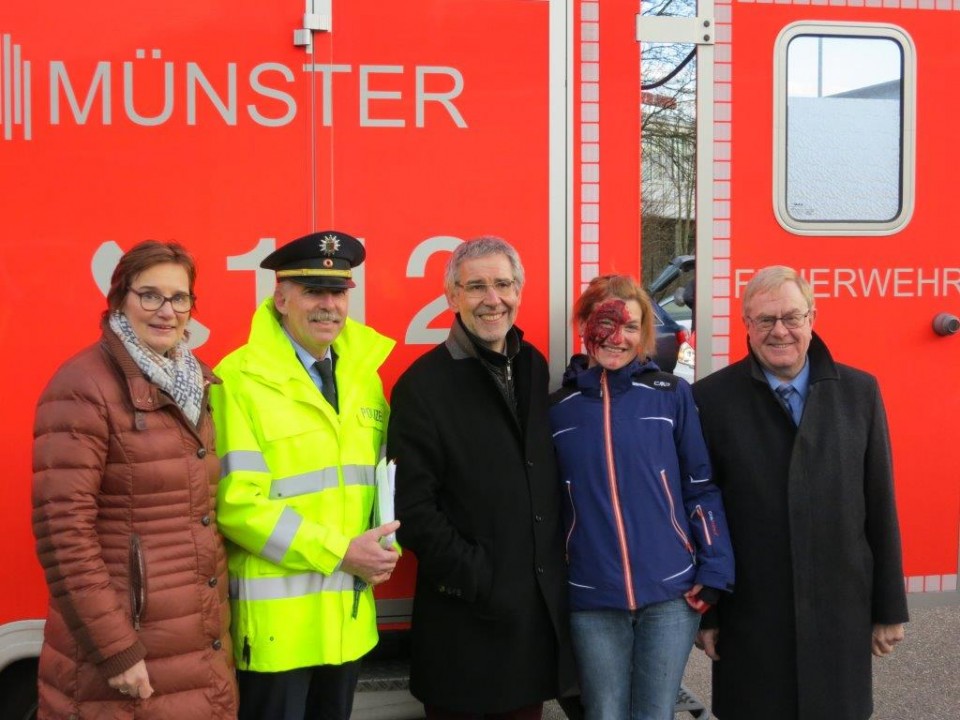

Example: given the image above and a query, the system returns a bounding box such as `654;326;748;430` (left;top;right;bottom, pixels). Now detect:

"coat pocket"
658;470;694;556
128;534;148;631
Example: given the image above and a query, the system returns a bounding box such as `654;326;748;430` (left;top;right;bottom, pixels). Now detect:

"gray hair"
742;265;814;317
444;236;525;293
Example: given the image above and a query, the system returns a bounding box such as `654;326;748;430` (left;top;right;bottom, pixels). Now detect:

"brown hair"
103;240;197;319
575;274;656;359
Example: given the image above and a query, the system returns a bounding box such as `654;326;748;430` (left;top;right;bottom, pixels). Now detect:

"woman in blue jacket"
549;275;734;720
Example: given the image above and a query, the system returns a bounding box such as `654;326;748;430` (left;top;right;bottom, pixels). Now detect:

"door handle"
932;313;960;336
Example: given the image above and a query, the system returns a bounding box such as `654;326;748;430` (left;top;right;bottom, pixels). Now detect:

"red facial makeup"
583;299;629;357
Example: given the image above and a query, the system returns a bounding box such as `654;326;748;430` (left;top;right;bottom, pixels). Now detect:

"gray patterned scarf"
109;311;204;425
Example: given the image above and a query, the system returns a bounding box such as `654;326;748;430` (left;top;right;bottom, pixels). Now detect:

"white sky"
788;36;902;97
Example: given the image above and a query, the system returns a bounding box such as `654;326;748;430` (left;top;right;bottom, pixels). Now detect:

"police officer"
211;231;400;720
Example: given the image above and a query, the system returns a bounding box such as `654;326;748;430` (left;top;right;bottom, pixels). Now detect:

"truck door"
691;1;959;590
567;0;956;594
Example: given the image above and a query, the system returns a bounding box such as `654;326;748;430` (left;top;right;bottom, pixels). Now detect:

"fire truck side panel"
0;2;575;711
714;0;960;588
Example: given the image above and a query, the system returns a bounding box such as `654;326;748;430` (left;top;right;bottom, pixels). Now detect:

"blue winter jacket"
549;356;734;612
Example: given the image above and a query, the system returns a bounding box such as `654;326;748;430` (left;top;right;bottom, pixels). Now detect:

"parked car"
674;332;696;383
650;300;688;374
648;255;696;379
658;295;692;330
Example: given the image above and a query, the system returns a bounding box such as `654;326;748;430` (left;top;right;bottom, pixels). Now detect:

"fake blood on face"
583;299;629;357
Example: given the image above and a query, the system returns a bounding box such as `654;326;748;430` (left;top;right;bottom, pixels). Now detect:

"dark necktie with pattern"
315;357;338;413
776;384;800;425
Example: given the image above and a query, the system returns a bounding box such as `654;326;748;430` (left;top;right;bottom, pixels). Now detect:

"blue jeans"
570;599;700;720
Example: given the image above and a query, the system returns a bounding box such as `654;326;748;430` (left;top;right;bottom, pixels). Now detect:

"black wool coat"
388;323;575;713
692;333;908;720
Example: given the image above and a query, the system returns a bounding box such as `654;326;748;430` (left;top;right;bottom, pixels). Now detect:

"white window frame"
773;21;916;236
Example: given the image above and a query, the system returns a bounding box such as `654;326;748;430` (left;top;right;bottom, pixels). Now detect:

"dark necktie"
315;357;338;413
776;384;800;425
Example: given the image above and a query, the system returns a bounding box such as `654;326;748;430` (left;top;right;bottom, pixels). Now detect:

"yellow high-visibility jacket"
210;298;395;672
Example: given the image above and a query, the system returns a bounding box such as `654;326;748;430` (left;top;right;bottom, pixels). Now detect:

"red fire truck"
1;1;957;718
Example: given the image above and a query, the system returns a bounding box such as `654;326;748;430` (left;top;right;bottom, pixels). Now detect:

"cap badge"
319;234;341;255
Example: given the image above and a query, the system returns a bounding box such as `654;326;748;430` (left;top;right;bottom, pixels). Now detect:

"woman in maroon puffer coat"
32;240;238;719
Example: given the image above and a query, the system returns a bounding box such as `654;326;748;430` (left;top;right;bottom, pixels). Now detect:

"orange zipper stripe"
602;371;636;609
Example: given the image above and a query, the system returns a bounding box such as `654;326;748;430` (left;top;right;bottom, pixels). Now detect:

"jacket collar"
241;297;394;395
561;354;661;396
99;318;219;413
445;314;522;362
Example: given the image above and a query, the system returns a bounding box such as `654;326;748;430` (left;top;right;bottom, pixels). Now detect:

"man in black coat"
692;265;908;720
388;236;575;719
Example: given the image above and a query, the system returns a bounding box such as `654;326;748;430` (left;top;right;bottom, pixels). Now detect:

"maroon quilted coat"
32;326;238;720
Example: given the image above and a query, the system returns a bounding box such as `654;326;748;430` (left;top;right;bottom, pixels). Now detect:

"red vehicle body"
2;1;957;718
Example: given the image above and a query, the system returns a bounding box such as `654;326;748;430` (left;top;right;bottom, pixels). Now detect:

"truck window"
773;22;916;235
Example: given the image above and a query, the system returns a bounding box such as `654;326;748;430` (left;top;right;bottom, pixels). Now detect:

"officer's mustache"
309;311;342;323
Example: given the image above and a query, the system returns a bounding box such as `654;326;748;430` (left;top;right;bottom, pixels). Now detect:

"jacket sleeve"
863;379;909;625
32;363;147;678
388;371;493;603
674;381;735;592
210;375;350;576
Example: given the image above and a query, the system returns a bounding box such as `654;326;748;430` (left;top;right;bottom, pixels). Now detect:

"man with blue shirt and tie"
691;266;908;720
211;231;400;720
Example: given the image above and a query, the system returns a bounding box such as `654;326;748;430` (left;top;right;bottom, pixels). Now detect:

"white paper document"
374;458;397;548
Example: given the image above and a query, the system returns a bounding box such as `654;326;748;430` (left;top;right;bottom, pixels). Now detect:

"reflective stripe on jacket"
211;298;395;671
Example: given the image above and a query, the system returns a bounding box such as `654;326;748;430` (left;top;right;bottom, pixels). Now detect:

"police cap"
261;231;365;289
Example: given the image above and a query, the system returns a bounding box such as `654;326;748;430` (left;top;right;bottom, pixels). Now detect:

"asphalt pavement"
542;591;960;720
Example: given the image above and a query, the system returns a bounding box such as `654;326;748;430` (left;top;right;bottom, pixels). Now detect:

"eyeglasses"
455;279;518;299
747;311;810;332
129;289;195;313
